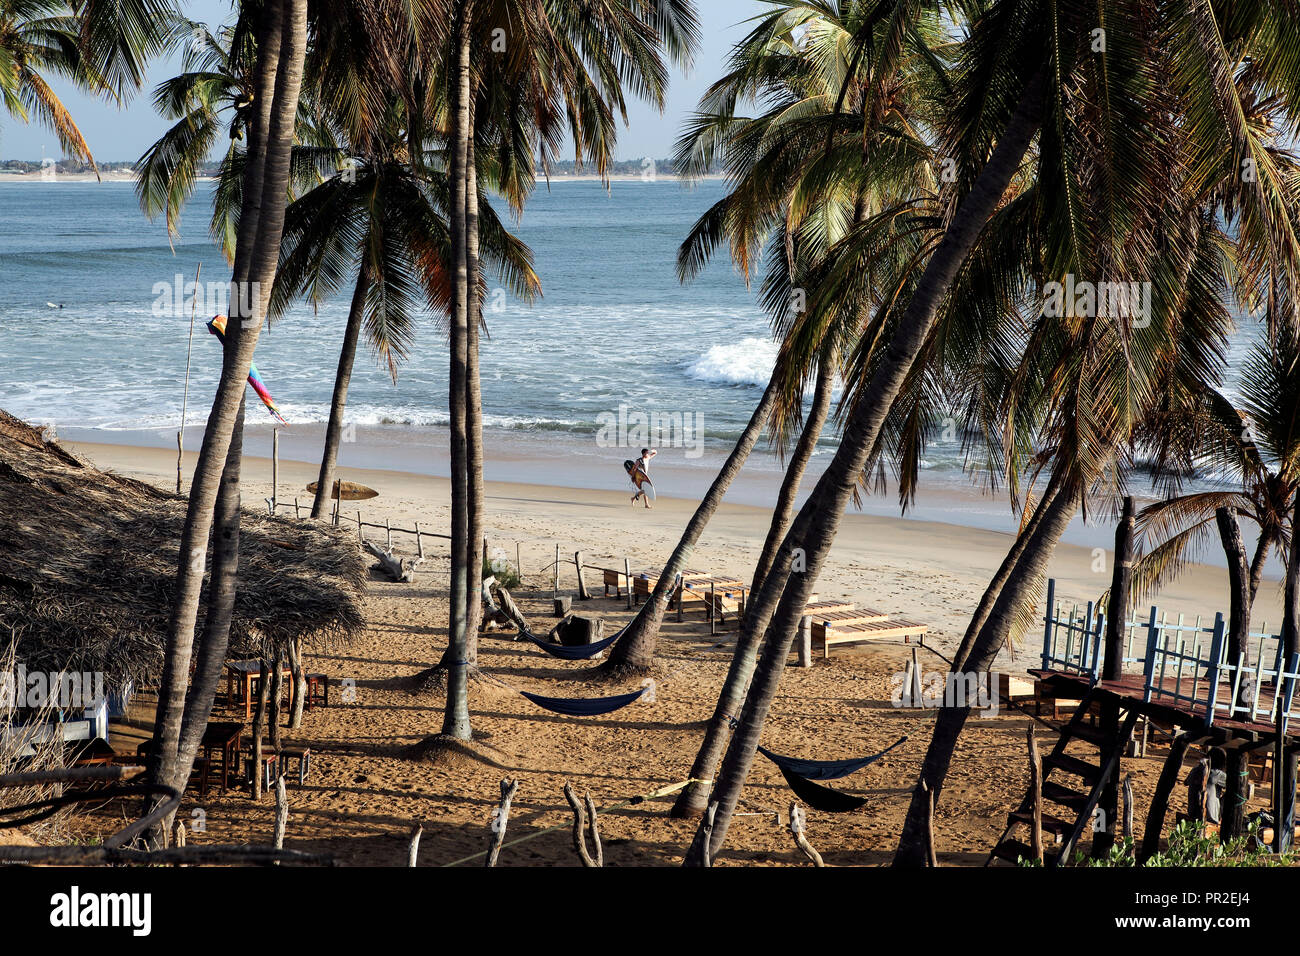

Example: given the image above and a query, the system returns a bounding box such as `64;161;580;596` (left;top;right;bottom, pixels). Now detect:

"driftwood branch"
364;540;421;582
788;803;825;866
921;779;939;867
408;822;423;867
485;777;520;867
1027;728;1044;862
497;587;530;637
562;782;603;867
273;776;289;852
0;844;332;866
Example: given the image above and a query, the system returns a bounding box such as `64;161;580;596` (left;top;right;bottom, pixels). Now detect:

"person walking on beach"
628;447;656;508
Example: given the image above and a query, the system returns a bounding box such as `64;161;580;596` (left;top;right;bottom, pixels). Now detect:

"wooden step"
1041;781;1089;812
1045;752;1103;785
1007;810;1073;837
1064;722;1108;746
990;839;1057;866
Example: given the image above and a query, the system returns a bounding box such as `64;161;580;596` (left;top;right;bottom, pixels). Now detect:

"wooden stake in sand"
788;803;825;867
485;778;520;867
516;542;522;581
416;522;425;561
1121;772;1134;843
575;551;591;601
271;427;279;513
624;557;632;610
553;543;560;597
562;782;603;867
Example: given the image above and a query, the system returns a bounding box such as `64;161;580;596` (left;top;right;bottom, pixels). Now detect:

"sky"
0;0;763;164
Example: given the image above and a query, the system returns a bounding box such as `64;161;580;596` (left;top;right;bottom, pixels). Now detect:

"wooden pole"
177;261;200;496
356;510;362;540
1139;731;1191;862
1121;773;1134;843
553;543;560;598
710;583;717;636
294;497;300;519
386;517;392;551
1027;728;1043;863
271;427;279;514
516;541;521;581
575;551;591;601
624;557;632;610
416;522;425;561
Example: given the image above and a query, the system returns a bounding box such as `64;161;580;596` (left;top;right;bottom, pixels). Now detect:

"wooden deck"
1031;669;1297;743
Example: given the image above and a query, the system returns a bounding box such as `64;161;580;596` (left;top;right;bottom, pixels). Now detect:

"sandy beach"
51;438;1281;866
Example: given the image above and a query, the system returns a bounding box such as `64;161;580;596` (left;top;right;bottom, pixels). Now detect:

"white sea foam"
685;336;777;387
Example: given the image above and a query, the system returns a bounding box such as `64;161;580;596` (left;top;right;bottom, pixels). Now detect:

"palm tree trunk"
892;481;1080;866
1217;506;1251;666
311;263;371;519
176;399;246;781
441;0;473;740
1104;495;1136;681
749;355;835;602
682;67;1049;863
1282;497;1300;665
1248;524;1275;610
602;373;781;673
952;473;1062;671
464;107;484;662
670;360;834;817
147;0;307;833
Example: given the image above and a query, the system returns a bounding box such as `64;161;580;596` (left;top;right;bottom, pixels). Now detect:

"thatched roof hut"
0;410;366;692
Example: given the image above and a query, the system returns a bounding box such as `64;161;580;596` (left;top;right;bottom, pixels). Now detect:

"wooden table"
136;721;244;796
226;660;295;722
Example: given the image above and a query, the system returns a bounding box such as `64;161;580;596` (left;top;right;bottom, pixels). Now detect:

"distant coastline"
0;169;722;184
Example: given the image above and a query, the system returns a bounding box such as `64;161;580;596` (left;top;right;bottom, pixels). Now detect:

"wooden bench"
805;600;856;616
818;618;928;657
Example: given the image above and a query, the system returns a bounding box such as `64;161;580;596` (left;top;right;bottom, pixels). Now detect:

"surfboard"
306;479;379;501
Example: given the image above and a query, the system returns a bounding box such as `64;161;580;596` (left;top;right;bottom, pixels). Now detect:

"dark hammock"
756;735;907;781
520;687;646;717
775;766;868;812
522;626;625;660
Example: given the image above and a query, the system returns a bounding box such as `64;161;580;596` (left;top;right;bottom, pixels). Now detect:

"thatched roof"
0;410;366;691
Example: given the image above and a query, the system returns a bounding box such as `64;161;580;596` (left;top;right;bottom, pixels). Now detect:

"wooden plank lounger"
817;618;928;657
809;608;891;644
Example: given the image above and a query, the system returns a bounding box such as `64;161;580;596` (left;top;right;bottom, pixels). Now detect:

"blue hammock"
757;735;907;781
523;626;626;661
777;767;868;812
520;687;646;717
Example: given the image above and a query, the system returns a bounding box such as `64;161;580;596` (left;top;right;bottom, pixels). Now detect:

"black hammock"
522;625;626;661
520;686;647;717
758;736;907;813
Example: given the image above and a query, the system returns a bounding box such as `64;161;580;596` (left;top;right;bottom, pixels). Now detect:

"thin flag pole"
177;262;201;495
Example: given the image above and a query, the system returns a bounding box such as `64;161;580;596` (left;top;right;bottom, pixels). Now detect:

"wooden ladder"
986;691;1139;867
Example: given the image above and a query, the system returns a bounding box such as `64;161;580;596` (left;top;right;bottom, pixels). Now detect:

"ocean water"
0;178;1269;542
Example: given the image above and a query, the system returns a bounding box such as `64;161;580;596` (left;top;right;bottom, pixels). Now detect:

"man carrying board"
625;448;657;508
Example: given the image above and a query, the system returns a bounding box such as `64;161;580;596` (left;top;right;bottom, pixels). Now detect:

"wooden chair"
305;674;329;710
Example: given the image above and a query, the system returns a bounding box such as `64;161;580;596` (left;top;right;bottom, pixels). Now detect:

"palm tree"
606;0;945;676
1;0;178;169
1130;324;1300;654
148;0;310;841
424;0;699;740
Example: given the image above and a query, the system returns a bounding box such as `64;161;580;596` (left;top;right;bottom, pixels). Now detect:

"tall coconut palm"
422;0;699;740
1130;324;1300;648
1;0;178;169
147;0;310;841
606;0;946;676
